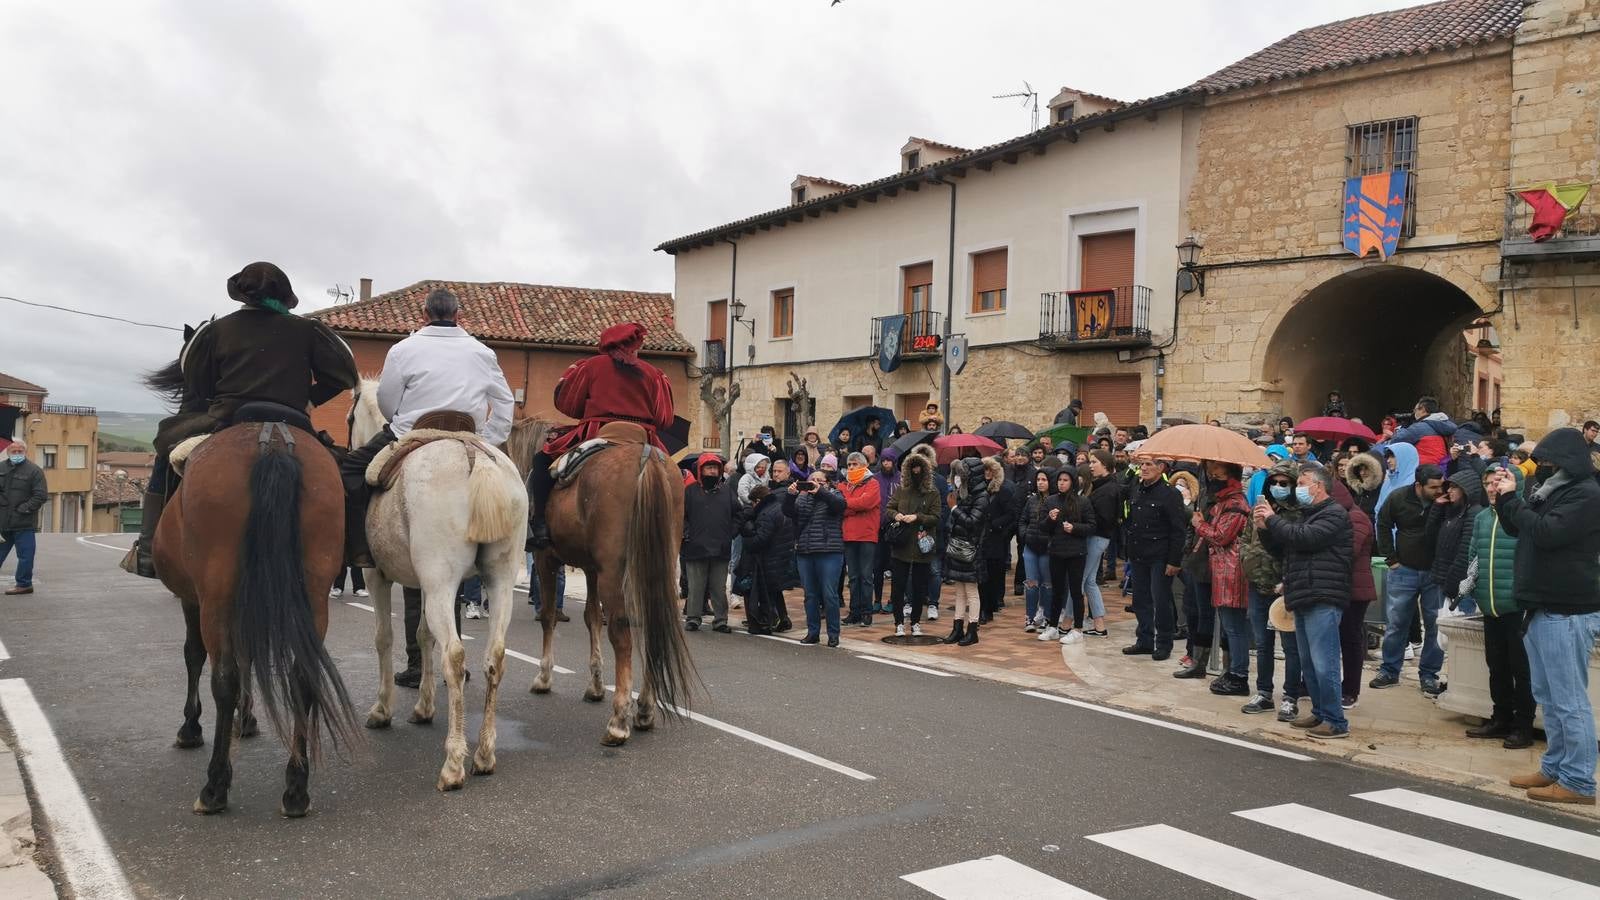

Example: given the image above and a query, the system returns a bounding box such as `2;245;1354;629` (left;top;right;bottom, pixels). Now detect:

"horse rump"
236;442;359;762
623;456;701;717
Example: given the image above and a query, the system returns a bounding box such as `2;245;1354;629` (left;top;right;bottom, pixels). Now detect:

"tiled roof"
1195;0;1521;93
307;281;693;354
795;174;854;189
94;471;145;505
0;372;47;394
98;451;155;470
907;136;971;154
1053;86;1124;107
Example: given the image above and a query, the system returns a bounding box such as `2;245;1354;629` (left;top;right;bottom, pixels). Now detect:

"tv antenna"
992;80;1039;132
326;283;354;304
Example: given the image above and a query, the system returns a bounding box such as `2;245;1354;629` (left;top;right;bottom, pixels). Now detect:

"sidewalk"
0;745;57;899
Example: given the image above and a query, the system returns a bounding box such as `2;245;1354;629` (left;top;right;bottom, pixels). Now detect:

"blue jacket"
1245;444;1290;506
1375;442;1420;517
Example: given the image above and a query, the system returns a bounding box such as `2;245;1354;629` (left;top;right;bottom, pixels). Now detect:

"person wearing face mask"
0;440;48;595
943;457;991;646
839;452;881;628
1122;457;1187;661
871;452;901;615
681;454;739;634
1239;458;1306;720
886;452;941;636
1372;463;1448;695
1186;462;1252;694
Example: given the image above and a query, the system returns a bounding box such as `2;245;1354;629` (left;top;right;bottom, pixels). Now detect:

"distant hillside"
96;410;166;445
98;432;153;452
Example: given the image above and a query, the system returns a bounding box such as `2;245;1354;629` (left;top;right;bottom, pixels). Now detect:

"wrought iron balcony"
1039;286;1152;349
869;309;944;358
1502;185;1600;260
701;339;727;374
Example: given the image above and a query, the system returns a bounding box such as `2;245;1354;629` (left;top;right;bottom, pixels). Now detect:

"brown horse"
155;417;359;816
511;420;697;745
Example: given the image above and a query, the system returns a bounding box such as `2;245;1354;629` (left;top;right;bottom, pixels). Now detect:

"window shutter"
904;262;933;288
1077;375;1142;430
1080;231;1135;291
972;249;1007;311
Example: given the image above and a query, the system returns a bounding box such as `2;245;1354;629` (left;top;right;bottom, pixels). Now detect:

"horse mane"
504;418;553;480
144;358;186;411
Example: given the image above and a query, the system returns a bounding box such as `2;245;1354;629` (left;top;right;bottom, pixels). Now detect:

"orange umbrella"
1132;424;1272;469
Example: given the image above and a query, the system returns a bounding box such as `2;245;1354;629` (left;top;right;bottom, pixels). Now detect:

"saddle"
550;421;652;489
365;410;484;490
169;402;317;474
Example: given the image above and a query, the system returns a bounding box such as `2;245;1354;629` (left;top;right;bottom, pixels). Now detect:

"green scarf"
257;298;292;316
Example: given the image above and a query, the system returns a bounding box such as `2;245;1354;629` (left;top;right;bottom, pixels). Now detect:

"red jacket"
1194;481;1250;609
543;353;675;457
841;476;882;543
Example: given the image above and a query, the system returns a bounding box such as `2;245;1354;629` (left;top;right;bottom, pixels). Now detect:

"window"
971;248;1008;313
1055;103;1074;123
902;262;933;316
39;444;57;469
771;288;794;338
792;186;806;204
843;395;873;412
903;150;920;171
1345;116;1418;237
67;445;87;469
5;393;29;407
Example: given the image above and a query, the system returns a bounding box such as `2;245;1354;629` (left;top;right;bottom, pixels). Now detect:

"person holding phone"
788;470;846;646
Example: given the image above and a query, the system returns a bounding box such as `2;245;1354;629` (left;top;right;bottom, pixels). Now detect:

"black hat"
227;261;300;310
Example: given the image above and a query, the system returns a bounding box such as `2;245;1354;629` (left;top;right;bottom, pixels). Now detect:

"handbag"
883;520;908;547
917;530;936;556
946;536;977;565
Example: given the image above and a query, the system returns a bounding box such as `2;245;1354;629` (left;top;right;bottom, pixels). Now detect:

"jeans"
1248;586;1303;700
927;554;944;609
1483;612;1535;728
1217;606;1250;679
844;541;876;620
797;552;844;640
459;576;483;608
0;529;36;588
1022;546;1052;622
528;555;567;611
1081;535;1110;620
1339;601;1370;699
1128;559;1175;653
1524;610;1600;797
1379;565;1443;681
684;558;729;626
1295;604;1349;732
891;558;930;625
1180;574;1215;651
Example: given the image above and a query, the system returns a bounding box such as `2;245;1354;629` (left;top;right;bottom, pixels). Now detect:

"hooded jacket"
1262;496;1353;612
1018;479;1057;555
741;488;798;589
946;459;991;582
1087;473;1122;536
1344;452;1384;521
887;456;941;564
682;453;739;561
737;453;769;508
1375;442;1419;516
1429;468;1485;599
1466;466;1522;617
978;457;1019;560
1389;412;1458;467
1495;427;1600;614
1331;480;1377;605
1242;458;1301;594
1194;479;1250;608
1042;472;1095;559
1245;444;1290;506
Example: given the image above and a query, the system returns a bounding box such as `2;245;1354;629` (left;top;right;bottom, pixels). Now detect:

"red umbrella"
1295;416;1377;444
931;433;1003;465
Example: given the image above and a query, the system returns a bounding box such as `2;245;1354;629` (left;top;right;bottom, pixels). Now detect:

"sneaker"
894;624;906;637
464;603;481;620
1420;678;1445;697
1276;698;1300;722
1341;695;1359;709
926;606;939;621
911;623;924;637
1290;713;1321;730
903;604;912;619
1308;723;1350;740
685;620;700;632
1178;655;1194;669
355;588;370;598
1038;626;1061;641
1024;621;1038;633
1060;630;1083;646
1405;642;1419;661
1368;672;1399;689
1241;694;1274;715
1083;627;1109;637
1209;674;1249;697
329;587;343;598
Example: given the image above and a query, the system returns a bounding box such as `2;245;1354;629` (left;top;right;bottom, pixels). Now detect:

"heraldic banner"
877;314;906;373
1342;171;1408;259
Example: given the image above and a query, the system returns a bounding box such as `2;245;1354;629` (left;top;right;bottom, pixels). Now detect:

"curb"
0;746;58;900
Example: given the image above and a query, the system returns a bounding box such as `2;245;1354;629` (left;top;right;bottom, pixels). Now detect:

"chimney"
359;277;373;302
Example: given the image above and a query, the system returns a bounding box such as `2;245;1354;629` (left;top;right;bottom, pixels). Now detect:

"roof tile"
0;372;48;395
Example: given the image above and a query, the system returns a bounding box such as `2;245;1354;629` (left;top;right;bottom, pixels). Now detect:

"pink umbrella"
931;433;1003;465
1295;416;1378;444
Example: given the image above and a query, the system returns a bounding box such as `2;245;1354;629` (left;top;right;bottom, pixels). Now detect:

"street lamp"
1176;234;1205;298
726;298;758;451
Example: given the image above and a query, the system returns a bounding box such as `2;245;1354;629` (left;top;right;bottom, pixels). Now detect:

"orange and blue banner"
1342;171;1408;259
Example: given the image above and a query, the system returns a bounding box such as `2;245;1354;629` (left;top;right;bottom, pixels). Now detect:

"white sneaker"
1024;621;1038;633
894;624;906;637
1277;697;1298;721
731;597;744;609
902;604;912;619
1060;630;1083;645
911;623;923;637
1405;642;1419;661
354;589;369;598
465;603;482;620
1038;626;1061;641
926;606;939;621
329;587;343;598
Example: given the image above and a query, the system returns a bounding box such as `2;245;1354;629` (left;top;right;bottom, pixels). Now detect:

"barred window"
1345;117;1418;237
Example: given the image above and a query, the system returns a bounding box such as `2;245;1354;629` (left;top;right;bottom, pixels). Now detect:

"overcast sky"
1;0;1420;412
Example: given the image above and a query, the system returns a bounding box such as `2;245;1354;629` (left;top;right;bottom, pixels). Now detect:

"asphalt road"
2;534;1599;899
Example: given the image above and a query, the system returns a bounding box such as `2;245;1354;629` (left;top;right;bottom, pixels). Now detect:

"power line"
0;294;183;331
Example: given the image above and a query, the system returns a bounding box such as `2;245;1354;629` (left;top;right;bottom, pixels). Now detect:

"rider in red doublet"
527;322;675;547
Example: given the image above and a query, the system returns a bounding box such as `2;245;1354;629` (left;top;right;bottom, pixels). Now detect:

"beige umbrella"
1131;423;1272;469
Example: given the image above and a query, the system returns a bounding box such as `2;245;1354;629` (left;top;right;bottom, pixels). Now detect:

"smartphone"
797;481;817;492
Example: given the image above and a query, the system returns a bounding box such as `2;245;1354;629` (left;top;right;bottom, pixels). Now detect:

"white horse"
349;378;527;791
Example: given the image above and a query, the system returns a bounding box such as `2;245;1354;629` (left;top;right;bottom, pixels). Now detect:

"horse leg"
366;572;396;729
410;598;436;725
280;678;312;818
424;583;468;791
175;602;205;749
602;578;635;746
473;549;515;776
582;569;605;703
194;657;239;814
238;686;259;739
530;550;558;694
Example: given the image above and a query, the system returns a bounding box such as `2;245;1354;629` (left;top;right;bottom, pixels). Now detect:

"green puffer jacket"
1241;459;1301;593
1465;467;1523;617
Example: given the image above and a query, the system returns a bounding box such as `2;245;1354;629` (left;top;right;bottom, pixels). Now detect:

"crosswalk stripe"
901;854;1104;899
1086;824;1389;899
1355;788;1600;859
1236;803;1600;900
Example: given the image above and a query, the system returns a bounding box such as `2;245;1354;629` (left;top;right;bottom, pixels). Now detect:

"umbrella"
887;429;936;461
1131;423;1271;469
974;420;1033;441
660;416;692;455
1034;423;1092;448
1294;416;1377;444
931;433;1003;465
829;406;897;447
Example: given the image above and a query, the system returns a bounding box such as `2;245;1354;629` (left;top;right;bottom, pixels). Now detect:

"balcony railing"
43;403;97;416
701;339;727;374
1038;286;1152;349
1502;185;1600;260
869;309;945;358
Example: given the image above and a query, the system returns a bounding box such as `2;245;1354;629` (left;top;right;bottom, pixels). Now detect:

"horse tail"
236;442;360;762
465;450;521;543
624;453;700;717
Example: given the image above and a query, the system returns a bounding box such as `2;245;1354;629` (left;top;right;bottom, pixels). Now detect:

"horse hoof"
280;800;311;819
173;732;204;750
192;796;227;815
408;712;433;726
239;716;259;739
530;680;552;695
365;714;392;730
471;758;496;777
436;773;465;792
634;715;655;732
582;689;606;703
600;729;629;747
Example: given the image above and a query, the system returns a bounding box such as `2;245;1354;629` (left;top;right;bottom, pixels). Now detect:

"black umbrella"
886;429;936;460
660;416;692;454
974;420;1033;441
829;406;898;447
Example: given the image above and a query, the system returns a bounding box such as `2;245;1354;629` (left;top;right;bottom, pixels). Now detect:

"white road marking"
0;678;134;900
1019;690;1314;762
0;636;9;661
346;601;376;612
859;656;956;677
1087;824;1387;900
754;633;803;645
1355;788;1600;859
74;534;129;553
503;648;574;675
902;854;1104;899
1236;803;1600;900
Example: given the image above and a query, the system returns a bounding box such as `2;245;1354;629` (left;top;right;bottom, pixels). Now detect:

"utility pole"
929;176;957;430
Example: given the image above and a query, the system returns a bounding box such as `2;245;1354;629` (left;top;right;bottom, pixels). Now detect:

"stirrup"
120;541;158;579
528;519;552;550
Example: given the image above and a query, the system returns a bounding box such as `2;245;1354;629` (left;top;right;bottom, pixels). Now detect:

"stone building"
1;372;98;532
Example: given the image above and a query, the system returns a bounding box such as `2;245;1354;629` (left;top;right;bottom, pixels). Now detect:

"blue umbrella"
829;406;897;447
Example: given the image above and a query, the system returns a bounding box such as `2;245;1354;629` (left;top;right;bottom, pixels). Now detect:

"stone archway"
1262;265;1487;422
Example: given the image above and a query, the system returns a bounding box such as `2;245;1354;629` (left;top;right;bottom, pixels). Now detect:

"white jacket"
377;324;514;444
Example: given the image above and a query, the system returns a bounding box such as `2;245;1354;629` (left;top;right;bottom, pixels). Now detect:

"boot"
119;490;164;579
1173;646;1210;679
1502;727;1535;750
1465;718;1512;739
941;620;966;644
345;487;374;568
527;452;555;550
958;621;980;646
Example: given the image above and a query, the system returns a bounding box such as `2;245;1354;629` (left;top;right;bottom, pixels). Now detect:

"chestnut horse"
154;414;358;817
510;420;697;745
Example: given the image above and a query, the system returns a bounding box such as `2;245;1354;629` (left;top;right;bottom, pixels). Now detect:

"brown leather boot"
119;491;163;578
1509;771;1556;789
1526;783;1596;805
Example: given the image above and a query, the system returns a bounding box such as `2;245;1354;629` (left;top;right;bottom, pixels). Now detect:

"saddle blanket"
366;428;485;489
